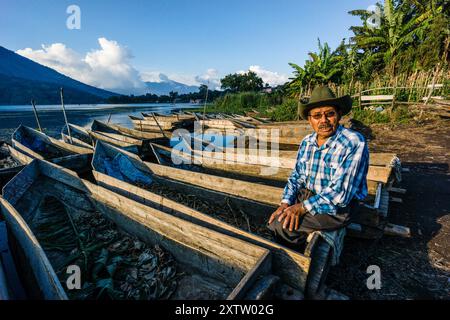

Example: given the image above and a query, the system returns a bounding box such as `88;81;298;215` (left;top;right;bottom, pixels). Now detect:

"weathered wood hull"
153;142;395;189
10;125;93;177
92;141;316;294
99;122;165;140
61;124;93;148
0;159;272;300
130;115;177;130
142;112;194;122
149;142;394;234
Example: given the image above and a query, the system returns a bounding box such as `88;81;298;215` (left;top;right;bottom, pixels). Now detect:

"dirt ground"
327;118;450;299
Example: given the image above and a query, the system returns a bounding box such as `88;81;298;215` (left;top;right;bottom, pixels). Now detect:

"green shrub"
269;99;298;121
351;105;413;125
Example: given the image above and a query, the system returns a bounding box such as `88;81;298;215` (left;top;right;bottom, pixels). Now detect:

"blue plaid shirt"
281;125;369;215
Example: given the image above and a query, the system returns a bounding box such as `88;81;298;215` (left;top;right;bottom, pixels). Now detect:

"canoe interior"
13;125;74;160
92;141;312;292
106;123;165;140
1;160;271;300
61;124;93;148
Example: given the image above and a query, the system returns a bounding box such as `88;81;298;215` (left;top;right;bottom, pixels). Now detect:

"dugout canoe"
149;142;394;229
152;142;396;190
91;141;350;299
88;120;149;154
92;121;166;140
0;159;273;300
11;125;93;171
142;112;195;122
130;115;178;131
61;123;94;149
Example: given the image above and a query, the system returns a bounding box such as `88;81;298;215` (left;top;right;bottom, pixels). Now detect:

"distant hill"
0;46;118;105
144;74;199;95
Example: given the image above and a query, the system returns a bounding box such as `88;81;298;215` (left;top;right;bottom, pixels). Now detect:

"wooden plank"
390;197;403;203
384;223;411;238
369;153;397;167
387;187;406;194
361;95;394;101
366;166;392;184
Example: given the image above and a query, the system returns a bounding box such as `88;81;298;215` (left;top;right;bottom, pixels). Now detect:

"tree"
220;71;264;92
287;39;344;97
348;0;442;76
169;91;178;102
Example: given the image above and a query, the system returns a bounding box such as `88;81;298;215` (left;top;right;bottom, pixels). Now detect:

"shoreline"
0;104;197;142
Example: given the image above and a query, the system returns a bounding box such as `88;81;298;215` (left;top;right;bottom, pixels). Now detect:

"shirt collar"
309;125;343;150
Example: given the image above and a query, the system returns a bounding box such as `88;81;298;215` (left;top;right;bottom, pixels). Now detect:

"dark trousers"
267;189;358;250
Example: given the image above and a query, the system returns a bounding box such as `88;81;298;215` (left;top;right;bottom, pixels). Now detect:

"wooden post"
150;112;168;139
202;83;209;134
358;91;362;109
391;77;397;110
60;88;73;144
30;99;43;132
425;65;439;105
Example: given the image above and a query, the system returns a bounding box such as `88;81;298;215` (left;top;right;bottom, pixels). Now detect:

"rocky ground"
327;118;450;299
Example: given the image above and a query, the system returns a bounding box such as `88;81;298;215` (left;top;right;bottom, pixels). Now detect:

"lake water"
0;103;200;141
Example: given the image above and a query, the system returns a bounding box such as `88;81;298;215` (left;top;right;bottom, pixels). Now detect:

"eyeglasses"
308;111;337;120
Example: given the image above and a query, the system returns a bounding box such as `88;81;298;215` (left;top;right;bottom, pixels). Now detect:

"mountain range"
0;45;202;105
0;46;118;105
143;74;199;96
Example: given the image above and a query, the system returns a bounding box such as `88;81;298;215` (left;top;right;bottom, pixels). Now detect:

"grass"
351;105;414;125
193;92;299;121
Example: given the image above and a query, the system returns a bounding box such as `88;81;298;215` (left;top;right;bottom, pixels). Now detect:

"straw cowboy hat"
299;85;352;120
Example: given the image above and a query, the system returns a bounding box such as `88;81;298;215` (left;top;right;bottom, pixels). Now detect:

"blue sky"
1;0;376;92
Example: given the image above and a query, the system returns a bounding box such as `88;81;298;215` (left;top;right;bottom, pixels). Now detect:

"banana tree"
349;0;438;76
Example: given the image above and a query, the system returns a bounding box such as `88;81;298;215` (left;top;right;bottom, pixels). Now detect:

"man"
267;85;369;250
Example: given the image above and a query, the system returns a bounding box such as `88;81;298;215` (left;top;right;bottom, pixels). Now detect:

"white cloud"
237;65;289;86
140;71;165;83
16;40;289;94
195;68;221;89
16;38;145;94
140;68;221;89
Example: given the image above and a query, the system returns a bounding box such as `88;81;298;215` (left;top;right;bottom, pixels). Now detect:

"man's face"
307;105;341;140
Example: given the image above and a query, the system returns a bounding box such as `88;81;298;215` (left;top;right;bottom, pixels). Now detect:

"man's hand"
268;203;289;225
277;203;306;232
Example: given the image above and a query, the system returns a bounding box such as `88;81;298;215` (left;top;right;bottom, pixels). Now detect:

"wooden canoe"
0;159;273;300
91;141;331;297
93;121;165;140
88;120;169;155
1;140;92;188
149;142;393;227
142;112;194;122
151;142;395;189
11;125;92;166
91;141;361;298
61;123;94;149
130;115;177;131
